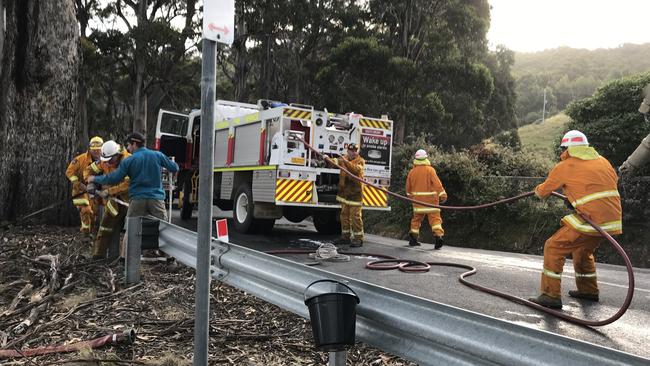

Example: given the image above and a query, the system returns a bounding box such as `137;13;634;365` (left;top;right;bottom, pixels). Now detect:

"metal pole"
542;88;547;123
193;38;216;366
125;216;142;284
168;162;174;223
329;351;347;366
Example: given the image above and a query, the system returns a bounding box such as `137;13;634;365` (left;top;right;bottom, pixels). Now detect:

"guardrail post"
328;351;346;366
125;216;142;284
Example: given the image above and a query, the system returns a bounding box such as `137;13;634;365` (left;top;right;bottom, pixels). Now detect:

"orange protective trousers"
410;212;444;237
541;225;602;298
340;203;363;240
78;200;100;234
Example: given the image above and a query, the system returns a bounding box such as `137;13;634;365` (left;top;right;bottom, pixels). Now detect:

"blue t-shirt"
94;147;179;200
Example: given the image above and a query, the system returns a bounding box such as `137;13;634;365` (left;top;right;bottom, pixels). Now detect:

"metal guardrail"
148;219;648;366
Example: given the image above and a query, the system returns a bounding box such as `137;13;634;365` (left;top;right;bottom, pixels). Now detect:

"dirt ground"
0;225;415;365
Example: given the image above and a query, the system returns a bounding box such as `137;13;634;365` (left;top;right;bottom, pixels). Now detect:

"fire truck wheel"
233;183;255;233
313;211;342;235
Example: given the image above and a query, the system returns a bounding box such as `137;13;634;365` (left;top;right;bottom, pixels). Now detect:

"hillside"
513;43;650;124
518;113;570;160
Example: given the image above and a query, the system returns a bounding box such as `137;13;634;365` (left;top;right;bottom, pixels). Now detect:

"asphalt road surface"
174;209;650;360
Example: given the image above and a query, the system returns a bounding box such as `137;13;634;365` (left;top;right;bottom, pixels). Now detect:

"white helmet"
414;149;428;160
100;140;120;161
560;130;589;147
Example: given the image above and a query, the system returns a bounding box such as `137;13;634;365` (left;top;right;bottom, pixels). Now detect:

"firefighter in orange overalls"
65;136;104;243
84;140;131;259
329;143;366;247
529;130;622;309
406;149;447;249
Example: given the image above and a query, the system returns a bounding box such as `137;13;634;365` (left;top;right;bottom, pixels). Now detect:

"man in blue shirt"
88;132;179;220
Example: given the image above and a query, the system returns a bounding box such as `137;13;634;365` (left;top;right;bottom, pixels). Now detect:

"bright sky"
487;0;650;52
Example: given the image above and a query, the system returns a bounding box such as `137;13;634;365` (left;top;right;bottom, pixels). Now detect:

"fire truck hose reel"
283;137;635;327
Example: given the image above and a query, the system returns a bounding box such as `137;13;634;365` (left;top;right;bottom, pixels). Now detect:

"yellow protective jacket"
66;151;96;206
406;159;446;213
84;149;131;216
333;155;365;204
535;146;622;236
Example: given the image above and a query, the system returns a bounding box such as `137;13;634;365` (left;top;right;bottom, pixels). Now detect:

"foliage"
513;44;650;125
565;72;650;168
72;0;517;150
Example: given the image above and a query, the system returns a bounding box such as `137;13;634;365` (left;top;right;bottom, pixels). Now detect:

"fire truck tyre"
180;176;193;220
253;219;275;234
283;207;310;223
233;183;255;233
313;211;341;235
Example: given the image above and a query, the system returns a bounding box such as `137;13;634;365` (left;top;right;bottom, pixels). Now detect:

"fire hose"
0;329;135;359
287;137;635;327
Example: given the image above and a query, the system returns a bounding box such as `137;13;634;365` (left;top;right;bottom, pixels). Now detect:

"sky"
487;0;650;53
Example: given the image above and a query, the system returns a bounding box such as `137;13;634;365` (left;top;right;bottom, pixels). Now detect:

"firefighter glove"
563;197;574;210
98;190;109;199
86;183;97;195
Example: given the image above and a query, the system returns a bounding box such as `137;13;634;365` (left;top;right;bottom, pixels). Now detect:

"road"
173;209;650;360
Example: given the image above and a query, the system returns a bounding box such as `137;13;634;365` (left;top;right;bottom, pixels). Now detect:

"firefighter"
65;136;104;243
329;143;365;247
84;140;131;259
89;132;178;220
406;149;447;249
529;130;622;309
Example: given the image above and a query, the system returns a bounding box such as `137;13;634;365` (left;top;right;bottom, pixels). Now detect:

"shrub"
565;72;650;168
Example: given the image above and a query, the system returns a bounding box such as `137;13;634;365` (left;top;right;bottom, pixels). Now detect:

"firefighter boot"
350;239;363;248
528;294;563;309
434;236;444;250
568;290;599;302
334;237;351;246
408;233;420;247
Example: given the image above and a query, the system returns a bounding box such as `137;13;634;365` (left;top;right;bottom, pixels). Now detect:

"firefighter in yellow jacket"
406;149;447;249
529;130;622;309
65;136;104;242
329;143;365;247
84;140;131;259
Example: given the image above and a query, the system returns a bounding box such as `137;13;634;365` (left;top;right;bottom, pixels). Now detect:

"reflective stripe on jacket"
534;146;622;236
406;158;446;209
84;149;131;215
66;151;96;205
334;155;365;203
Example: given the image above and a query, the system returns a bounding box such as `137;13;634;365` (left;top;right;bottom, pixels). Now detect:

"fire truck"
155;100;393;234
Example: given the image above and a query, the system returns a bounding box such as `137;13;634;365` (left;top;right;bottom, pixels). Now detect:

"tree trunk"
233;2;249;102
0;0;79;223
132;0;148;138
0;1;5;76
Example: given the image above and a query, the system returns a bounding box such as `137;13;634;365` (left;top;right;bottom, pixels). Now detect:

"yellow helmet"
89;136;104;150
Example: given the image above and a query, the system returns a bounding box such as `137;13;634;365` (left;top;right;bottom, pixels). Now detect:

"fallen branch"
41;359;146;365
3;284;33;315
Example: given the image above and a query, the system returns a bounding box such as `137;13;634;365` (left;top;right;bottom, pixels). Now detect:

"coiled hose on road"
275;137;636;327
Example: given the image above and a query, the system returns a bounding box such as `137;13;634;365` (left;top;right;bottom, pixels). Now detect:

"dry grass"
518;112;570;160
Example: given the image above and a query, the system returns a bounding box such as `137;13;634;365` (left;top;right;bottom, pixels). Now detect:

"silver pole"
193;38;216;366
168;162;173;223
329;351;347;366
125;216;142;284
542;88;547;123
